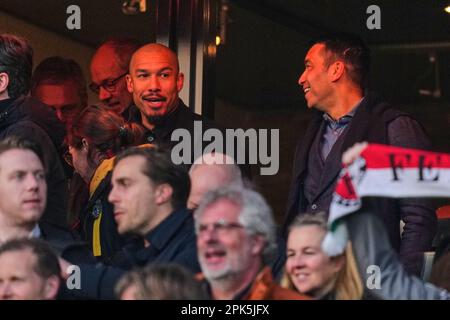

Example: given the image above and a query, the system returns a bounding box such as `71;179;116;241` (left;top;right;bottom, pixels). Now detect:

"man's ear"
126;74;133;93
329;61;345;82
154;183;174;205
81;138;89;152
176;72;184;92
0;72;10;98
250;234;266;257
43;275;61;300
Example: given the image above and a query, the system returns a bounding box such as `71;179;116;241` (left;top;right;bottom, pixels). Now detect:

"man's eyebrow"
158;67;174;72
114;177;131;184
135;67;174;73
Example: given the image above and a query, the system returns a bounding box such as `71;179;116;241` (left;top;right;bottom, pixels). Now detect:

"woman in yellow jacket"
66;105;144;263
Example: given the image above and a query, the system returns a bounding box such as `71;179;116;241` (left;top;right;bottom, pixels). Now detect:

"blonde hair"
282;213;363;300
333;242;363;300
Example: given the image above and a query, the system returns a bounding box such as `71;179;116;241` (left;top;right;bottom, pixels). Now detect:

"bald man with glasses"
90;38;141;122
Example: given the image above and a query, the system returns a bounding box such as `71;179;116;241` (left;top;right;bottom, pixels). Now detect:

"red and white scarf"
323;143;450;256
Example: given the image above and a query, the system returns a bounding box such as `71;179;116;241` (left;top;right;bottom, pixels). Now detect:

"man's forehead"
35;82;80;102
305;43;327;61
130;47;178;71
0;149;43;171
0;249;36;268
91;46;124;77
113;155;146;178
202;199;240;221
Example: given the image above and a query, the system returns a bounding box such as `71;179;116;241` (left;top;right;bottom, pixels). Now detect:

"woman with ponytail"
66;105;145;262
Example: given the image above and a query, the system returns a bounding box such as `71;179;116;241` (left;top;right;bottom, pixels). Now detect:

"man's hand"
342;141;368;166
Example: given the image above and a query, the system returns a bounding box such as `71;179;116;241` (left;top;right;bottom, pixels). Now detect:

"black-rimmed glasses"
196;220;244;237
89;72;128;94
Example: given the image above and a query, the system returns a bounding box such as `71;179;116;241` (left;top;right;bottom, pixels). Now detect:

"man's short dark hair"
115;264;208;300
115;146;190;210
0;34;33;99
312;33;370;90
31;56;88;107
0;238;61;279
98;37;142;71
0;136;46;172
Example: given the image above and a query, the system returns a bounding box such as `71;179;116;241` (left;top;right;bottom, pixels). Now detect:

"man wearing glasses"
194;187;308;300
90;38;141;121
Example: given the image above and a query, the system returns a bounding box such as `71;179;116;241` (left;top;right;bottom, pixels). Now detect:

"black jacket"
0;96;69;228
70;208;201;299
130;99;252;178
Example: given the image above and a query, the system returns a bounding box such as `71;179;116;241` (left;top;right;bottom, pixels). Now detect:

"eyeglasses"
89;72;128;94
63;149;73;167
196;219;244;237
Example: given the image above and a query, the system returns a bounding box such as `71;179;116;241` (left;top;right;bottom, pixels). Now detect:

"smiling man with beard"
194;187;309;300
125;44;230;161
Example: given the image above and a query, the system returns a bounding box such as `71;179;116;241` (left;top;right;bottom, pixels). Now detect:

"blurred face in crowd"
188;166;230;210
0;249;59;300
109;155;165;236
127;44;184;129
196;199;263;282
298;43;335;111
34;80;83;126
90;45;133;115
119;284;139;300
0;149;46;229
286;225;343;298
68;143;96;184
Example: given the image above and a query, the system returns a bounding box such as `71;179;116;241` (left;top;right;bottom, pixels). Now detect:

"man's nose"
108;186;119;204
55;110;65;123
0;282;12;299
148;75;161;91
99;86;112;101
26;174;40;191
298;71;306;86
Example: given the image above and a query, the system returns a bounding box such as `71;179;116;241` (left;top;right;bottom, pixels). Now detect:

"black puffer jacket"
0;96;69;228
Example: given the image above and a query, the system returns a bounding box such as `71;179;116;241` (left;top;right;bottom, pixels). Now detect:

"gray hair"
194;187;277;264
189;152;243;186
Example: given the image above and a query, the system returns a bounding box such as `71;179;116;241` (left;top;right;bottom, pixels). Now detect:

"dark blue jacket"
71;208;200;299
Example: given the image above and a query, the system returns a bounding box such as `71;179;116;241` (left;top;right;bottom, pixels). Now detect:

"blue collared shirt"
320;98;363;160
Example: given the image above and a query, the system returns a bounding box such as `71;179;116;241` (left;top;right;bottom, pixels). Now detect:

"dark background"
1;0;448;222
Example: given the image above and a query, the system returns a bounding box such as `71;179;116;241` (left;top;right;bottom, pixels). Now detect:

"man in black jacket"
284;33;436;276
126;43;218;147
61;147;200;299
0;34;68;228
126;43;251;179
